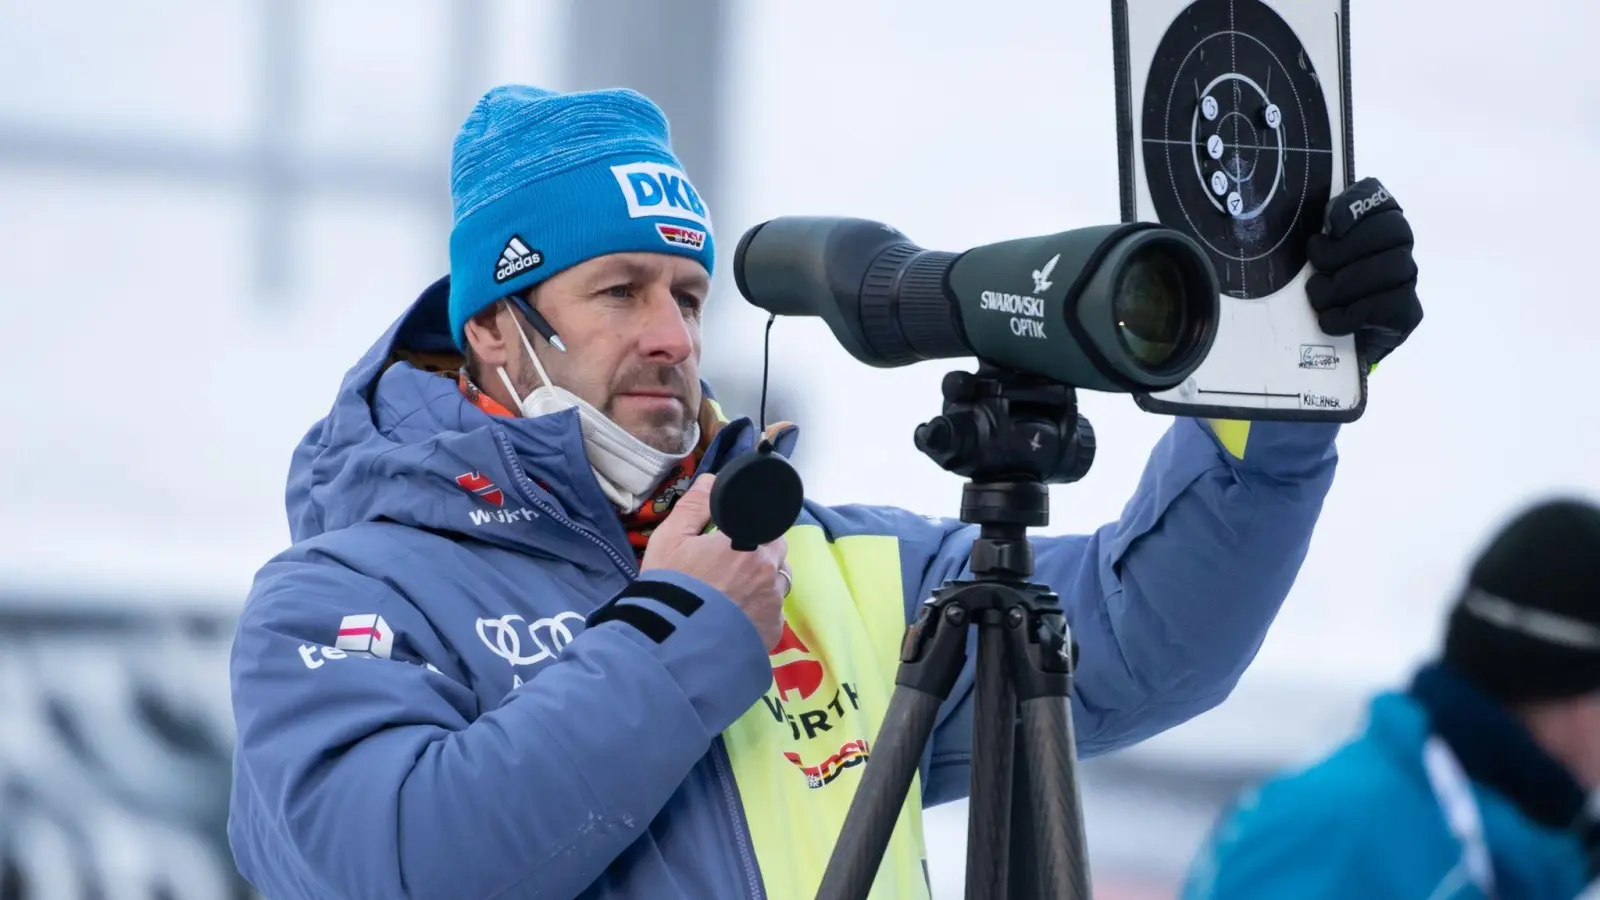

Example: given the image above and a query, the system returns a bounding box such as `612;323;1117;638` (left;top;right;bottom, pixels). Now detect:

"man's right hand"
641;474;788;650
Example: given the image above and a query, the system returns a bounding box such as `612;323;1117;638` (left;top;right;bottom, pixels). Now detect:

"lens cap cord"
709;314;804;551
816;362;1095;900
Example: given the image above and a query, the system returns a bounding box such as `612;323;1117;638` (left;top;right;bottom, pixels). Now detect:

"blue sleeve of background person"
1178;759;1467;900
874;416;1340;806
227;558;772;900
1178;790;1398;900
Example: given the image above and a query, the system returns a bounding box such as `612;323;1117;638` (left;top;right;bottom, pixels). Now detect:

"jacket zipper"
711;737;767;899
691;419;768;898
495;421;767;896
490;429;637;578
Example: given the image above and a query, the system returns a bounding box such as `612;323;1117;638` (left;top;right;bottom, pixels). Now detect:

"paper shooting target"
1139;0;1334;301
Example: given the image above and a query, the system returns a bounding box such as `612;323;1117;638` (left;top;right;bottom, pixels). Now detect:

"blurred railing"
0;598;255;900
0;587;1305;900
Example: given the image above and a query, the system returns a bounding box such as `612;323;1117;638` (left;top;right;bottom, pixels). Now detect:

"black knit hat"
1443;496;1600;703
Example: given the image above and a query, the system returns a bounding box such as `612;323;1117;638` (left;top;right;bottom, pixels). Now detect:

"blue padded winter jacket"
227;276;1340;899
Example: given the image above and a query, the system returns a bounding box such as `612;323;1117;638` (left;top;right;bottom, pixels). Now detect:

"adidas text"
494;236;544;284
470;507;539;526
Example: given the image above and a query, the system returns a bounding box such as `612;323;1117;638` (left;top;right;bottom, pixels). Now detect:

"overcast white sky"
727;0;1600;695
0;0;1596;892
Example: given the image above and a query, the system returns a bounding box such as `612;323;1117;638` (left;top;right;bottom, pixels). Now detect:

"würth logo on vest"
761;621;869;789
769;621;825;702
494;235;543;284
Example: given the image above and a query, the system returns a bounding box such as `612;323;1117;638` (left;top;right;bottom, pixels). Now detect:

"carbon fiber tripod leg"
1008;599;1090;900
816;597;971;900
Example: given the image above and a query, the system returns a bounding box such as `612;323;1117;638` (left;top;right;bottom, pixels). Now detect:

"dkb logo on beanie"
610;162;712;232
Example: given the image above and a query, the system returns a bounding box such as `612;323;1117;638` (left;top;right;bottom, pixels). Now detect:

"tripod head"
913;363;1097;581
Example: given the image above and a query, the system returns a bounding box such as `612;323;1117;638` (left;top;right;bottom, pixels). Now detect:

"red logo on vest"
769;622;825;702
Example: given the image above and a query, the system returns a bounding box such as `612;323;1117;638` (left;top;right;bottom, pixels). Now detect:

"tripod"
816;364;1098;900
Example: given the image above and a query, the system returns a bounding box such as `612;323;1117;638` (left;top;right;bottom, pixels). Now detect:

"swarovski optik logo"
979;291;1046;317
1031;253;1060;294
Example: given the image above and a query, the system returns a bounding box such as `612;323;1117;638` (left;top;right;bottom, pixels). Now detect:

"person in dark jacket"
1183;497;1600;900
226;83;1426;900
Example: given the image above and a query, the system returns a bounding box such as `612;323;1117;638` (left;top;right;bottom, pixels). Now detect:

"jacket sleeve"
1177;755;1476;900
1179;786;1395;900
906;416;1339;805
227;558;773;900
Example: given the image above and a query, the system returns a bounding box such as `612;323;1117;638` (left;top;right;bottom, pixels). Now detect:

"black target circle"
1141;0;1333;300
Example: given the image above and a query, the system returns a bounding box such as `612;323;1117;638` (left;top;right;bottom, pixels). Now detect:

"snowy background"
0;0;1595;896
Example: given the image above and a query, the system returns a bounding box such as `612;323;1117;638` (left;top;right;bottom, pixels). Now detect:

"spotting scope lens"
1113;239;1198;372
732;216;1221;394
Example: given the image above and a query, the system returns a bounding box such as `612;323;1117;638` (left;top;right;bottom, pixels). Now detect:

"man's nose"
636;288;694;363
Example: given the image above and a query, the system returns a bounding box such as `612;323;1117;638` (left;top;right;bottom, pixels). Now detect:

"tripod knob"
940;370;980;402
1059;417;1097;484
914;417;955;455
915;410;986;471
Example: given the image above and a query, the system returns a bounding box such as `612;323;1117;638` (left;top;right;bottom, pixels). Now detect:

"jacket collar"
285;274;798;569
1410;660;1597;872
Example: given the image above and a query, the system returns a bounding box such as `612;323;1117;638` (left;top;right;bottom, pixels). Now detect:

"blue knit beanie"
447;84;715;349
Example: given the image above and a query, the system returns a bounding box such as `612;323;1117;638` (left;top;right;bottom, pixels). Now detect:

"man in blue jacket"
1182;498;1600;900
226;84;1424;899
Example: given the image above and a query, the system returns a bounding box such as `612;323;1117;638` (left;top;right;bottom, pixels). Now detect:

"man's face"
1569;691;1600;790
1526;689;1600;792
472;252;709;454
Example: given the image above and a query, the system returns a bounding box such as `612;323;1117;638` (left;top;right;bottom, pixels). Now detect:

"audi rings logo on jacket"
475;611;586;666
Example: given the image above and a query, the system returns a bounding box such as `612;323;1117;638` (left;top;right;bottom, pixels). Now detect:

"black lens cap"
710;442;805;551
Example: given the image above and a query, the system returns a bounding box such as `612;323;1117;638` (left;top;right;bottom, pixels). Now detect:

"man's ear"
462;303;513;371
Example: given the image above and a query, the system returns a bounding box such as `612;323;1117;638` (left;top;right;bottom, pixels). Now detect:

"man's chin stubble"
632;426;687;455
618;410;690;455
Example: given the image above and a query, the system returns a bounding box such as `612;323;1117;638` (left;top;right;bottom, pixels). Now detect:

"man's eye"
602;284;632;298
676;293;703;309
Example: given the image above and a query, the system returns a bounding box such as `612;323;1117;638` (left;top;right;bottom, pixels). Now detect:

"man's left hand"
1306;176;1424;366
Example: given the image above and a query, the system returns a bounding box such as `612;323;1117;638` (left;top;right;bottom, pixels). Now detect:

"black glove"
1305;177;1424;367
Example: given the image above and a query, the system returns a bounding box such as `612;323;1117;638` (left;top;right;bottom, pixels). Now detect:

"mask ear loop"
509;293;567;352
497;296;560;404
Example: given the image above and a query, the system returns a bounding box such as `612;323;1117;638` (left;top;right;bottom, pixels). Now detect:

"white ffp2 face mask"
496;317;699;513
